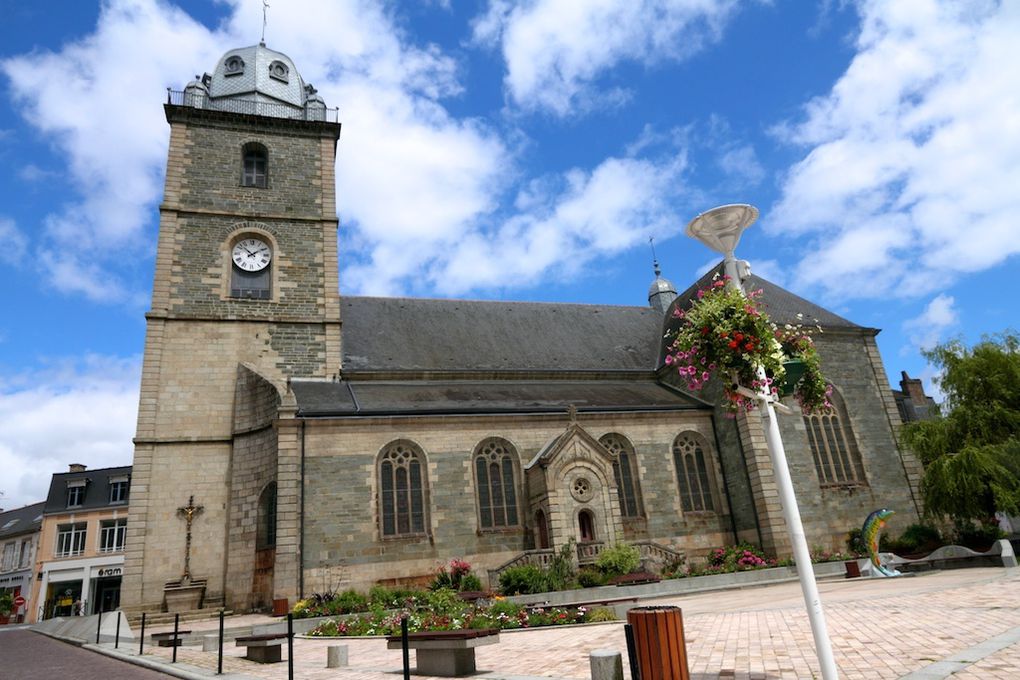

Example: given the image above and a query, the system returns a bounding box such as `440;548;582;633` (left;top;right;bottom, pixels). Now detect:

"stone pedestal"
163;578;206;612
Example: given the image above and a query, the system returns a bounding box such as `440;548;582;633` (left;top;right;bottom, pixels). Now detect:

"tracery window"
474;438;520;529
805;388;867;486
672;432;716;512
379;441;428;537
600;433;643;518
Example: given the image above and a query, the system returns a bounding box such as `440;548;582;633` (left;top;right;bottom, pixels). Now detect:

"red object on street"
12;596;26;609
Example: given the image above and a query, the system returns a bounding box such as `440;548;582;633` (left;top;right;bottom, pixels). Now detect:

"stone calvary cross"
176;495;204;582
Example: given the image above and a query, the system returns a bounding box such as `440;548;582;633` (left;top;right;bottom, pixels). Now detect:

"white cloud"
434;151;689;294
904;292;957;351
0;355;140;509
18;164;59;182
0;217;27;264
473;0;740;115
771;0;1020;302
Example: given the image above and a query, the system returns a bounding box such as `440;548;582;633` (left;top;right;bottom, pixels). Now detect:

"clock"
232;238;272;272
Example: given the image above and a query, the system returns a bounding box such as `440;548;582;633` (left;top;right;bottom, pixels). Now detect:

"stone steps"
128;608;234;628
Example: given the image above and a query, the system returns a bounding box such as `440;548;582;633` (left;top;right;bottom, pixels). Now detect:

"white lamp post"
686;204;839;680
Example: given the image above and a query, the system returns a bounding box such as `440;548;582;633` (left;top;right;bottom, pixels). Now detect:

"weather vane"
649;236;661;276
261;0;270;44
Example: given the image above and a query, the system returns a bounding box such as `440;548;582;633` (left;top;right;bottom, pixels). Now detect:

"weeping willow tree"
900;332;1020;526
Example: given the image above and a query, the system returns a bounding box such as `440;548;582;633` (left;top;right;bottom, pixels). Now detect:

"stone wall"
299;410;734;592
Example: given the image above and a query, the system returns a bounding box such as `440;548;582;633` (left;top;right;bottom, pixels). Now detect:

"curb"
82;642;257;680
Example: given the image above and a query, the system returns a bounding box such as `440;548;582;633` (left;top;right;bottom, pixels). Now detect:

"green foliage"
577;567;608;588
586;606;617;623
900;332;1020;527
430;558;482;592
423;588;464;616
459;573;483;591
0;591;13;616
664;277;831;413
708;543;769;570
499;564;547;595
952;521;1005;551
595;543;641;577
545;539;577;591
845;529;867;556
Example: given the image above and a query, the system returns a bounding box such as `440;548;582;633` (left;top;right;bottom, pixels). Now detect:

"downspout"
299;418;306;599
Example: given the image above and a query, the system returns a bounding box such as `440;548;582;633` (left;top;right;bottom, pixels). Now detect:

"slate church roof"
291;263;871;418
340;296;666;372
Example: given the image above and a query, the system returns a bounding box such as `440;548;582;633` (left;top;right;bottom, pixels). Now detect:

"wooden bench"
235;633;289;663
151;630;191;647
386;629;499;677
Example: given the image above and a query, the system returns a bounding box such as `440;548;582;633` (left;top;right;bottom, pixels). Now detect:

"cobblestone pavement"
106;568;1020;680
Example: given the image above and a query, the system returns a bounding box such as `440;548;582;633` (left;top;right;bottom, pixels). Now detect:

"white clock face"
232;238;272;272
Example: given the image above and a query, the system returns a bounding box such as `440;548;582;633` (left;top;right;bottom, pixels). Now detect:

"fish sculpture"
862;508;900;577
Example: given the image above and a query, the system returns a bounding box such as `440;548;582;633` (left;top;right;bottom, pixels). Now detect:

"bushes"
430;558;484;592
880;523;945;556
499;564;547;595
595;543;640;578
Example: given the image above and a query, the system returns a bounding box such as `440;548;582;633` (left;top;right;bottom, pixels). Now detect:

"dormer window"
109;476;130;504
268;60;289;83
224;55;245;76
66;479;87;508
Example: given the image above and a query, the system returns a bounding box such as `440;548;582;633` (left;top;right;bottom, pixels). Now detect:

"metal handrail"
166;89;339;123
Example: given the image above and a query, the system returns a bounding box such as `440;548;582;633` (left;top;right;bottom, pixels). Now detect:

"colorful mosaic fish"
862;508;900;577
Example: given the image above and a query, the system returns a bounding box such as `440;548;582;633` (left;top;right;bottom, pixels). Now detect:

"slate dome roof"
207;43;308;109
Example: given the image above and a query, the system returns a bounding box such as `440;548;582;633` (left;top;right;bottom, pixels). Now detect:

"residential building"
29;464;130;622
0;501;44;623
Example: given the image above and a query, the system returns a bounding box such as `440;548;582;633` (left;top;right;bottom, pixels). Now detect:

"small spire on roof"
260;0;270;45
647;237;677;314
650;237;661;277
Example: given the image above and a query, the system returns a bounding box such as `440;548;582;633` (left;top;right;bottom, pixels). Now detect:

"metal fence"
167;89;339;123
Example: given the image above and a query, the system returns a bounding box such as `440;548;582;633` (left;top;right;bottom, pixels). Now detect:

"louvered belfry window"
379;441;428;537
475;438;520;529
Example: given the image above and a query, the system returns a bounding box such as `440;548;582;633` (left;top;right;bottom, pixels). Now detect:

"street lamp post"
686;204;839;680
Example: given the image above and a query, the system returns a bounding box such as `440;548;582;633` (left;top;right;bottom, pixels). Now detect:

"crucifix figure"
176;495;204;583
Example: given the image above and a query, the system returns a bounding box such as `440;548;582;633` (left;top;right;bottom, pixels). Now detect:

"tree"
900;332;1020;526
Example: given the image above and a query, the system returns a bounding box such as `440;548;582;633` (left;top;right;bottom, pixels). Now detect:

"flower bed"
306;595;608;637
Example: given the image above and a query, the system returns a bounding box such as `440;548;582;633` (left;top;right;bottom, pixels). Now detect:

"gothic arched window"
599;433;643;518
805;387;867;486
242;142;268;188
256;482;277;549
474;438;520;529
673;432;716;512
379;441;428;537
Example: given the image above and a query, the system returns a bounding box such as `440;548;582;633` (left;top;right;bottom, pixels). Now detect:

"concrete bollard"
590;649;624;680
202;634;218;652
326;644;349;668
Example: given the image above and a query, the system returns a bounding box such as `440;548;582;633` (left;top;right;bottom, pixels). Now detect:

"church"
120;43;925;614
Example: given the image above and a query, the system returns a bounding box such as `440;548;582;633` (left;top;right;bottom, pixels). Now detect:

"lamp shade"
685;204;759;255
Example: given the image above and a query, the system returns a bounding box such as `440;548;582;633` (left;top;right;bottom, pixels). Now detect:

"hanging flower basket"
664;275;832;413
780;359;806;397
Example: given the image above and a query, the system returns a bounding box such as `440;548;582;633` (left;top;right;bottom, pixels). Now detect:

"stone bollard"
590;649;624;680
202;634;218;652
327;644;349;668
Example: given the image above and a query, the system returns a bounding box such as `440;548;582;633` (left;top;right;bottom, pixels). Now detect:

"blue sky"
1;0;1018;508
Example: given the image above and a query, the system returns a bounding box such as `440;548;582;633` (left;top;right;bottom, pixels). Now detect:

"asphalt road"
0;629;171;679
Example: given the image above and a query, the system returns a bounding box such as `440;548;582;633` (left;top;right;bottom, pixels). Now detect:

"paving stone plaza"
89;567;1020;680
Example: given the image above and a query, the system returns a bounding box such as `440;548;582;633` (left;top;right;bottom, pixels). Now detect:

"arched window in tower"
805;387;867;487
230;234;272;299
242;142;268;188
599;433;643;518
474;438;520;529
256;482;277;549
379;441;428;537
672;432;716;512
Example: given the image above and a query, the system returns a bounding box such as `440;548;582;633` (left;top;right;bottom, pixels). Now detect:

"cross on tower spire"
261;0;270;44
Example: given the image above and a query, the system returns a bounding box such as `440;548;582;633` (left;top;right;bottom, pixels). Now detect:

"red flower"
744;342;754;351
700;326;709;335
734;332;744;342
728;340;739;349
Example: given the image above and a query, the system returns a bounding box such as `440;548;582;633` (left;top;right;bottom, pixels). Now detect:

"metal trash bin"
626;606;690;680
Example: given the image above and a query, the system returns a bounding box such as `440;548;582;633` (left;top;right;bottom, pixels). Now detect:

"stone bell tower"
121;43;341;612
